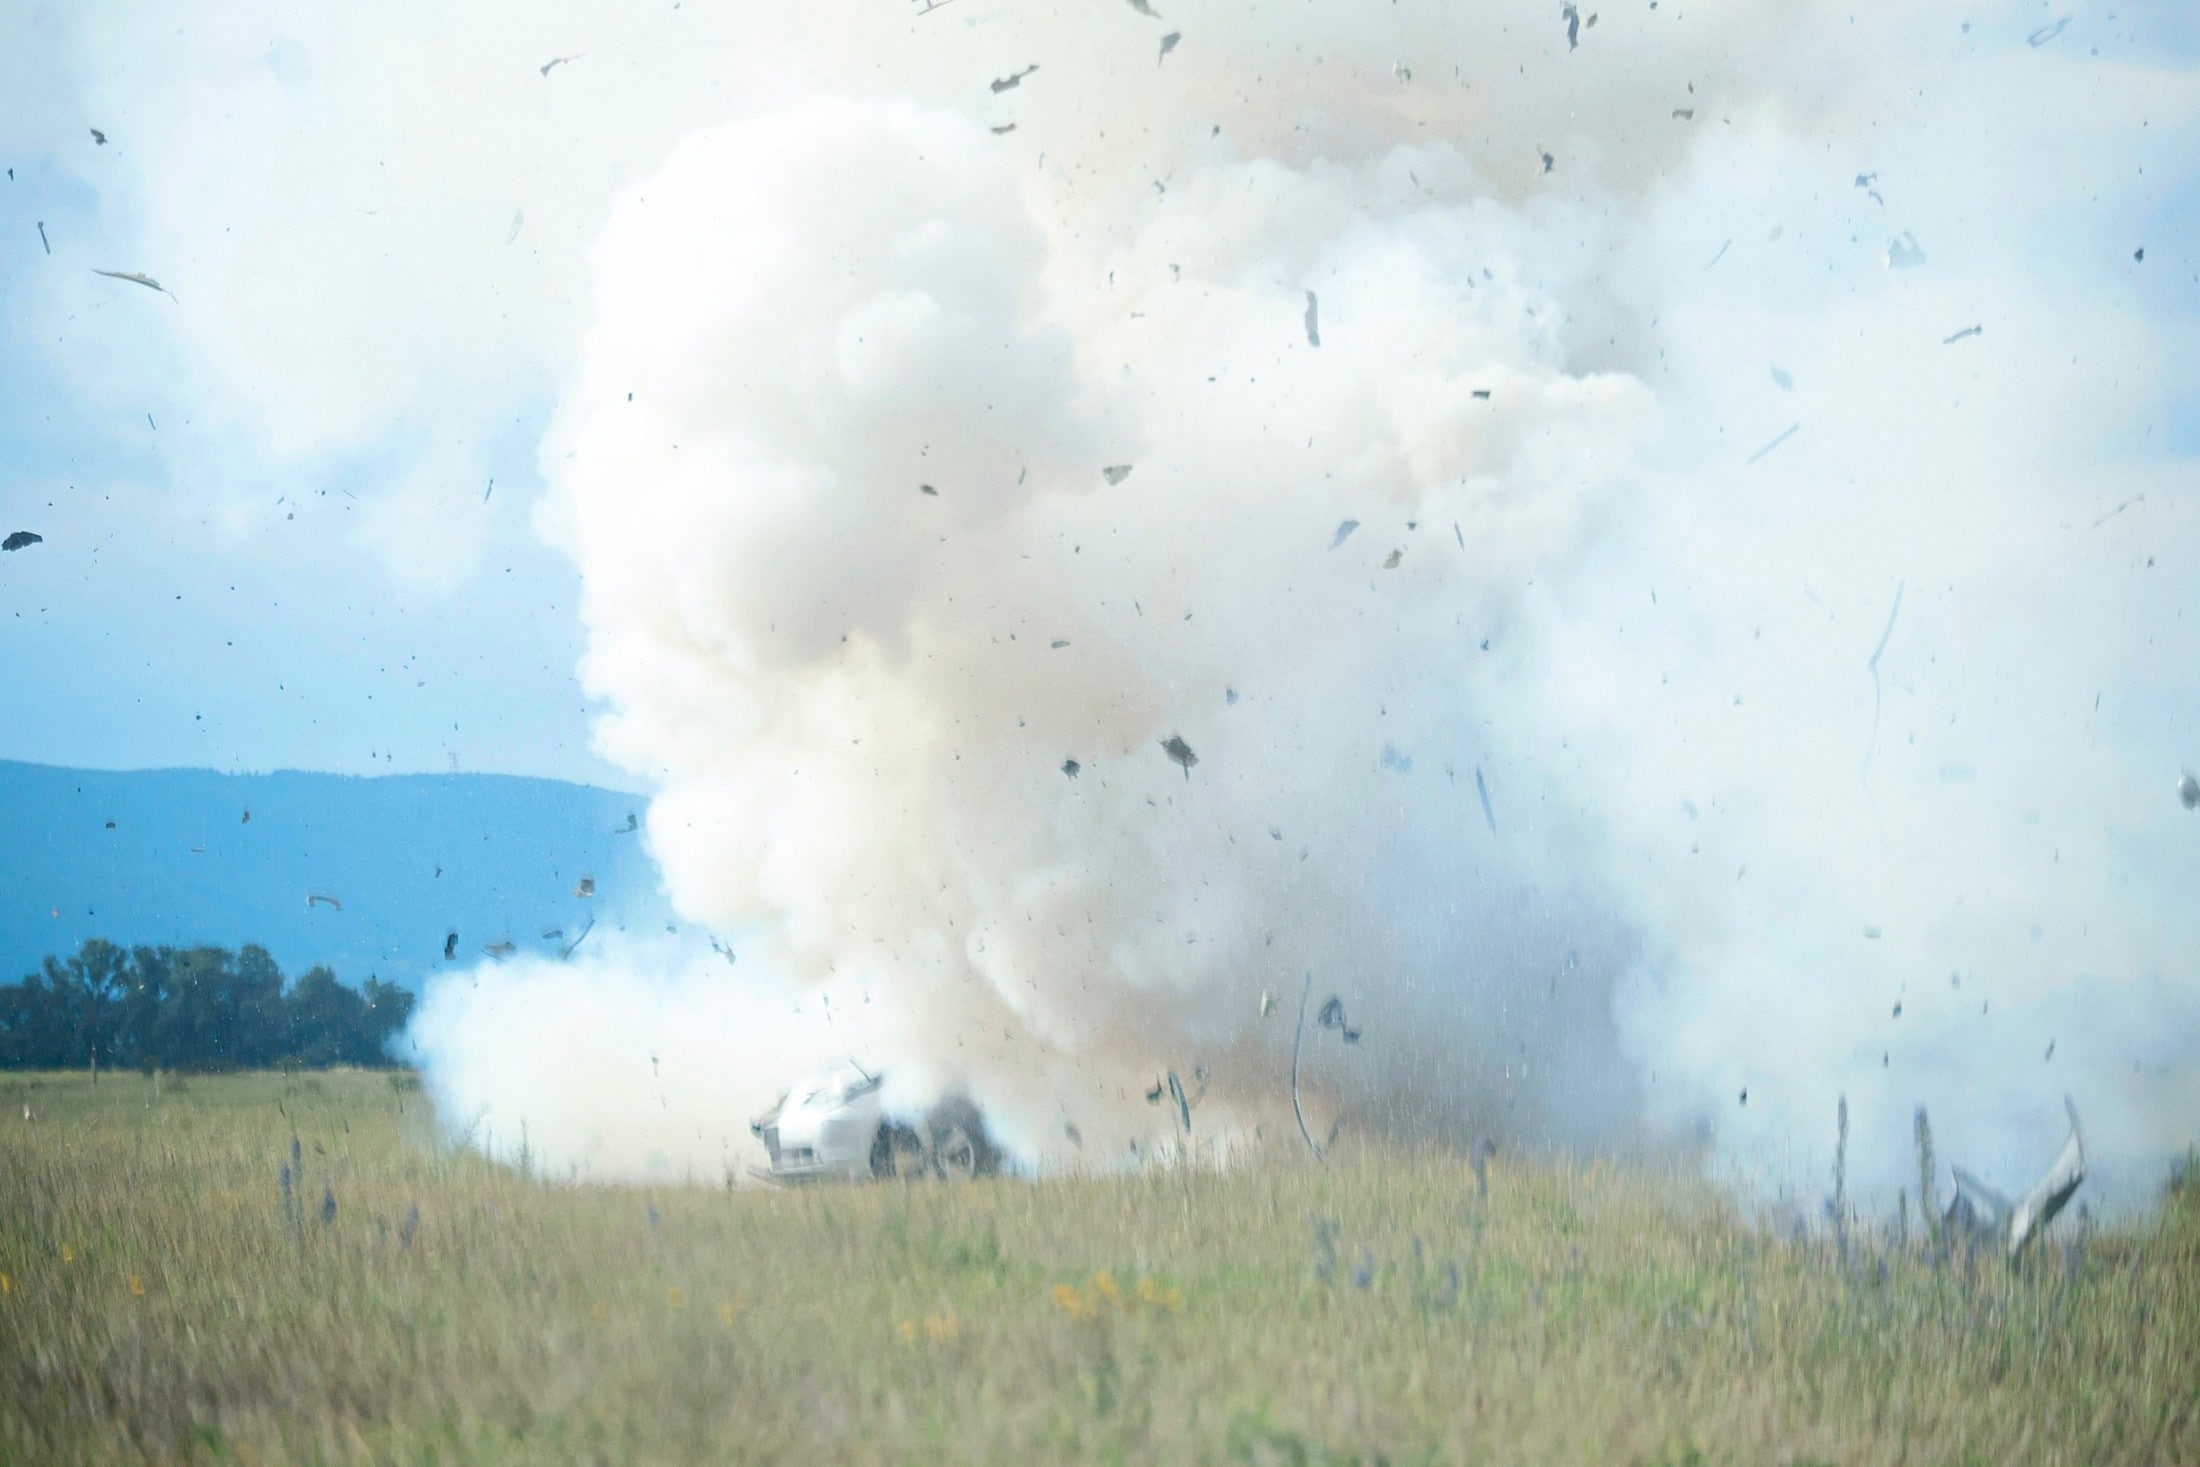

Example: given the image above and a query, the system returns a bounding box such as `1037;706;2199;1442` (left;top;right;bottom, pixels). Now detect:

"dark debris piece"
1159;734;1198;778
1330;519;1359;549
1159;31;1180;61
2;531;42;551
90;128;108;145
1562;2;1580;49
1061;758;1081;778
1126;0;1162;15
919;483;939;495
2179;771;2198;810
1102;464;1132;485
1303;290;1320;347
443;931;458;960
989;64;1039;93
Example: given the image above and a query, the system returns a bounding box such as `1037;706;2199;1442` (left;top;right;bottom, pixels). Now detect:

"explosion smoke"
406;1;2200;1206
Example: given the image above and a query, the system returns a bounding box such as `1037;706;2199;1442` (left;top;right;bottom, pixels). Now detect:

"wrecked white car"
749;1062;997;1182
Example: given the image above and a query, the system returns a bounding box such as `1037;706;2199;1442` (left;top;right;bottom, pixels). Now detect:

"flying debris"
483;940;517;958
563;918;595;959
2;531;42;551
1102;464;1133;485
541;928;565;942
505;211;523;246
919;483;938;495
1166;1071;1192;1130
1382;548;1403;569
1854;172;1884;205
539;55;579;76
1770;366;1794;391
1671;108;1694;121
616;812;638;834
574;875;596;898
1159;734;1198;778
1158;31;1180;61
1061;758;1081;778
1050;639;1070;650
1539;150;1555;174
1126;0;1162;14
1746;422;1800;465
92;268;170;297
1302;290;1320;348
1315;996;1360;1043
2026;16;2070;47
90;128;107;145
36;221;48;254
240;809;250;824
710;937;736;965
1562;2;1580;49
989;64;1039;93
1260;990;1277;1018
1884;232;1927;270
990;123;1017;135
306;893;342;912
1941;324;1983;345
1329;519;1359;549
1862;579;1905;778
1948;1097;2086;1257
2133;247;2144;263
2179;772;2198;810
444;932;458;960
1473;767;1497;834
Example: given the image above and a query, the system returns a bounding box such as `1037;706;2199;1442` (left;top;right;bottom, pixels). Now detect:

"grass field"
1;1069;2193;1465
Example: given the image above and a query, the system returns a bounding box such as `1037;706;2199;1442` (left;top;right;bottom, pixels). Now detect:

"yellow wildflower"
897;1319;918;1344
923;1311;959;1342
1049;1282;1095;1321
718;1299;741;1327
128;1275;145;1298
1136;1276;1160;1304
1;1272;10;1295
1090;1270;1122;1307
664;1287;685;1309
60;1244;74;1264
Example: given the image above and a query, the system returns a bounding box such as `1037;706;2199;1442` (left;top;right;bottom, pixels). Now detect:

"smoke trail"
411;3;2200;1204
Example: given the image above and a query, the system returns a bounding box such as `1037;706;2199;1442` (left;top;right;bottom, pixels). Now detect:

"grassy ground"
0;1070;2193;1466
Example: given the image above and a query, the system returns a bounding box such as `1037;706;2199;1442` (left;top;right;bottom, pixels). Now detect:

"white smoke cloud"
353;1;2199;1203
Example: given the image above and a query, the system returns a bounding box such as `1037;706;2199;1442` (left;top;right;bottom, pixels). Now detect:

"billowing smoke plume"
414;1;2200;1206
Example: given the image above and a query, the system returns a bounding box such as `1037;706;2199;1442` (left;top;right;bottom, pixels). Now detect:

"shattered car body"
1948;1095;2087;1259
749;1062;997;1183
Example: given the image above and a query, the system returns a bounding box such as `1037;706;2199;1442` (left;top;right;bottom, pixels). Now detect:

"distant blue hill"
0;761;675;993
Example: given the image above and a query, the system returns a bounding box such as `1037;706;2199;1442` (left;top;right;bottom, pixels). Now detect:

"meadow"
1;1069;2193;1466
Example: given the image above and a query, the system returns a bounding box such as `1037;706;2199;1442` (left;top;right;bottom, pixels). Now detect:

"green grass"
1;1069;2193;1465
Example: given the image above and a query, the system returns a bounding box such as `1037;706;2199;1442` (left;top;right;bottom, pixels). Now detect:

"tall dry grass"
1;1069;2193;1465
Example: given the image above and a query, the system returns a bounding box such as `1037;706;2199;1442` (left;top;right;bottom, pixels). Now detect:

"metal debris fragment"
1885;232;1927;270
1770;366;1793;391
1126;0;1162;14
306;893;342;911
989;64;1039;93
1330;519;1359;549
1942;324;1982;345
1159;734;1197;778
1102;464;1132;485
1061;758;1081;778
92;268;170;297
1862;579;1905;779
563;918;595;959
36;221;48;255
483;940;516;958
539;55;579;76
1539;150;1555;174
1303;290;1320;348
2;531;42;551
505;210;523;246
1854;172;1884;205
2179;771;2198;810
1745;422;1800;465
1158;31;1180;61
1473;767;1497;834
1382;548;1402;569
919;483;938;495
574;876;595;898
90;129;107;145
2027;16;2070;47
444;932;458;960
1562;2;1580;49
990;123;1017;135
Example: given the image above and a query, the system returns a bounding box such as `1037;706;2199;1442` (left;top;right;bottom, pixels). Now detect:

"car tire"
925;1098;992;1181
870;1122;926;1180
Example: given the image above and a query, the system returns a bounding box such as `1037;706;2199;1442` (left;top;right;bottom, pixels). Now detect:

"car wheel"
870;1123;926;1180
925;1099;991;1181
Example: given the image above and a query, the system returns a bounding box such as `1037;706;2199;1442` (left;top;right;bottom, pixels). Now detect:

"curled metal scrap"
1947;1096;2086;1260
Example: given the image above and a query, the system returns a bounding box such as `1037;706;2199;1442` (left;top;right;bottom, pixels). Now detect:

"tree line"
0;939;413;1071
